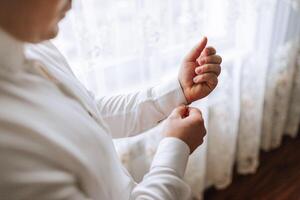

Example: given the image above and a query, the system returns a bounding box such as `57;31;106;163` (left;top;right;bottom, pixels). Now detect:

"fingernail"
205;48;210;54
200;57;205;65
196;68;202;74
200;36;206;43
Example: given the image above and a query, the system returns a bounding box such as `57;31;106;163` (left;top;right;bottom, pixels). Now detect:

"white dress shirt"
0;28;191;200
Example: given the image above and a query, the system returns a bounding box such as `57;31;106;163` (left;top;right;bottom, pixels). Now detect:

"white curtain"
53;0;300;199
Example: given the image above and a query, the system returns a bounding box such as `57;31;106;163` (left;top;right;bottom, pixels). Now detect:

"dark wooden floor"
204;129;300;200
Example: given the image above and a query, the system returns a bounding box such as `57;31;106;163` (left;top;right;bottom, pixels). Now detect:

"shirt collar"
0;28;25;73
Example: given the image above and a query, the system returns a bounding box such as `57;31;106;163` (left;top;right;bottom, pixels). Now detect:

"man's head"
0;0;72;43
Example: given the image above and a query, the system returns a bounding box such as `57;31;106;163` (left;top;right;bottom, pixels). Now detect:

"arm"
0;137;190;200
130;137;191;199
25;42;187;138
0;107;205;200
0;106;205;200
96;78;187;138
97;37;222;138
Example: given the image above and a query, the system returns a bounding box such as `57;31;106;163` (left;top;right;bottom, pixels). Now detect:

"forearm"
97;78;187;138
130;137;191;200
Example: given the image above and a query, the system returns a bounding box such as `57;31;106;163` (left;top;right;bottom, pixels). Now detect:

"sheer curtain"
53;0;300;199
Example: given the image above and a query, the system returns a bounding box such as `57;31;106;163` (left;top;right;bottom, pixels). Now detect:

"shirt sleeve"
130;137;191;200
96;78;188;138
0;120;191;200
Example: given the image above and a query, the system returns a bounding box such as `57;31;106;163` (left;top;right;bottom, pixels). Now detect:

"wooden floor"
204;130;300;200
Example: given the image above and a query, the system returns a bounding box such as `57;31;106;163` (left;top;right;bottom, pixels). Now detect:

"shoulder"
24;41;75;75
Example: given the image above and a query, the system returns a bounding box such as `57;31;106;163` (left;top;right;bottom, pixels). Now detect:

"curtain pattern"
53;0;300;199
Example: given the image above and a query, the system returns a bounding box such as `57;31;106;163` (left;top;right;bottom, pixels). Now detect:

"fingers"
200;46;216;57
193;73;218;86
188;107;202;117
184;37;208;62
195;64;221;76
197;54;222;65
171;105;188;118
186;107;204;124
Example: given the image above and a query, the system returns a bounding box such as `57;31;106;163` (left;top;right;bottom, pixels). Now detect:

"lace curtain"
53;0;300;199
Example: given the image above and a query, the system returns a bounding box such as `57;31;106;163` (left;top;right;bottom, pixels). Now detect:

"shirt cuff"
151;137;190;178
153;77;188;117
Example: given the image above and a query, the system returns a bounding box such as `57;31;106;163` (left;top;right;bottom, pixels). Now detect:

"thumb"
184;36;208;62
170;105;188;118
185;107;203;121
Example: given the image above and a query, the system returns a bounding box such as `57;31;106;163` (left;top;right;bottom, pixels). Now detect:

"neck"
0;28;25;72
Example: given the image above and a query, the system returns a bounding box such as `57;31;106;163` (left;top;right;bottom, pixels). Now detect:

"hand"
179;37;222;104
162;105;206;154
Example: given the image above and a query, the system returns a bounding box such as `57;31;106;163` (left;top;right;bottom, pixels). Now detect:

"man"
0;0;222;199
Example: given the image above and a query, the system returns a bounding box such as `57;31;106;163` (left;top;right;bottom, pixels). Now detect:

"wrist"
178;79;191;104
